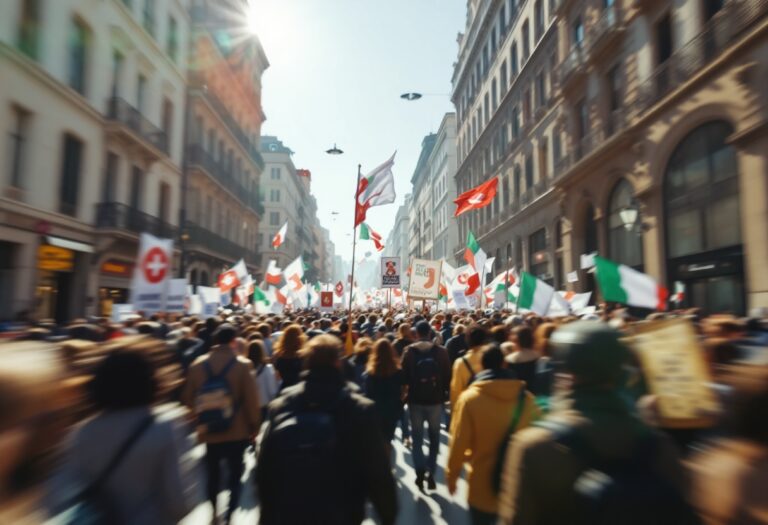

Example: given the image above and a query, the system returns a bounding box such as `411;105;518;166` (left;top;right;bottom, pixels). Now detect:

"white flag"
131;233;173;313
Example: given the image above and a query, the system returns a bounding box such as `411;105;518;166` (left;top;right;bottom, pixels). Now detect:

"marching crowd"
1;304;767;524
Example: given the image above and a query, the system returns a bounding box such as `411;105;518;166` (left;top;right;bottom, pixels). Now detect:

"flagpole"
348;164;362;316
504;254;511;310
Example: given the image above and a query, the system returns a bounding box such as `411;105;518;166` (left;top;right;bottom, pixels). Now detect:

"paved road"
180;426;471;524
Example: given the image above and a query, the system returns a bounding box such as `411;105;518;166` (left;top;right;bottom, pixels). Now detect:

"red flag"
464;272;481;296
454;177;498;217
334;281;344;297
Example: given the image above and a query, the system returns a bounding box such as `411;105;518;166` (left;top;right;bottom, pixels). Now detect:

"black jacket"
401;341;451;405
256;368;397;525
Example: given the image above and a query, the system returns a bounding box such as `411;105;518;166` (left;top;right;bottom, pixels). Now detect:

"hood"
470;372;525;402
411;340;434;352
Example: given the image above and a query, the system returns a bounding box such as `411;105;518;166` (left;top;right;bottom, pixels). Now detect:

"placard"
408;259;442;301
380;257;401;288
628;318;719;428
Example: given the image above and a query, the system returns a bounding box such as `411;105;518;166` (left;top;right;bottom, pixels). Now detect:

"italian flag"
516;272;555;315
359;223;384;251
355;153;397;226
464;231;480;267
265;259;282;286
253;285;270;306
594;256;668;310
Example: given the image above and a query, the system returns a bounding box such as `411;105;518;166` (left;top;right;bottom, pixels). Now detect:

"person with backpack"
401;320;451;491
497;321;699;525
182;323;261;525
256;334;397;524
449;325;488;411
446;345;540;525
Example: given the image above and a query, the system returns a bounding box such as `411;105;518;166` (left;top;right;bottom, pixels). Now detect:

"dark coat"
363;370;404;440
401;341;451;406
256;368;397;525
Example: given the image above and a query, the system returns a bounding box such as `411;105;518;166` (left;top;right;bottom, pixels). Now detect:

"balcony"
558;45;587;93
634;0;768;114
105;97;168;161
183;221;258;266
585;6;625;63
187;144;260;213
95;202;177;239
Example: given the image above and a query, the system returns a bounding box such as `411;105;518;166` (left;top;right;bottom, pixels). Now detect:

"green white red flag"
594;256;668;310
517;271;555;315
359;223;385;251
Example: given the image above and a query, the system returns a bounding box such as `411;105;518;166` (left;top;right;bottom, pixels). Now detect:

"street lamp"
619;201;640;232
400;92;423;101
325;144;344;155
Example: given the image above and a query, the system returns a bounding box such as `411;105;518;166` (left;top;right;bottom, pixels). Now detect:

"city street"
181;426;470;525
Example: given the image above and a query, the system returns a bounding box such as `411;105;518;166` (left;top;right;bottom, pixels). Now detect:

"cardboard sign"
628;318;720;428
380;257;401;288
408;259;442;300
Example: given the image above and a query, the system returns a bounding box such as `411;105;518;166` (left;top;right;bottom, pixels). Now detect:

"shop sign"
37;245;74;272
101;259;134;278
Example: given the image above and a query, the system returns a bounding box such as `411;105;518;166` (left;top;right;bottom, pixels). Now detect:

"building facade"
0;0;190;321
384;193;412;268
453;0;768;314
409;134;438;261
429;113;460;262
182;0;267;287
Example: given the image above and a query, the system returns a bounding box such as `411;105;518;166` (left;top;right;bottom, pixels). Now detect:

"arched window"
608;179;643;267
665;121;739;258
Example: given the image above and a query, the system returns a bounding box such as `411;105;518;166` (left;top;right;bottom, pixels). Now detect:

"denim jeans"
400;404;411;440
204;440;249;516
409;403;442;475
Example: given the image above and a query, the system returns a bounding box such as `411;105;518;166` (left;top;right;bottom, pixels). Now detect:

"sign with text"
380;257;401;288
37;245;74;272
629;318;720;428
164;278;188;312
408;259;442;301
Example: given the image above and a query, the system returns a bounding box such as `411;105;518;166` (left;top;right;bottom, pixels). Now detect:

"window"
536;71;546;107
665;121;739;258
522;21;531;61
484;93;490;125
510;42;519;76
575;98;588;155
572;17;585;47
539;138;549;180
491;26;497;55
129;166;143;210
500;61;508;90
167;15;178;62
158;182;170;222
17;0;40;59
59;134;83;216
525;154;534;189
270;167;281;180
513;165;521;201
499;4;507;34
102;152;119;202
143;0;155;36
270;211;280;226
529;228;548;279
553;130;562;164
656;13;673;64
534;0;545;41
7;106;30;189
503;175;510;207
270;189;280;202
161;98;173;148
608;179;643;267
606;65;622;134
523;89;531;124
512;106;520;138
111;51;123;98
137;74;147;114
68;19;90;95
492;78;498;110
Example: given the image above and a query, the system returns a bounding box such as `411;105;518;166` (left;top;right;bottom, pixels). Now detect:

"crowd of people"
1;303;767;524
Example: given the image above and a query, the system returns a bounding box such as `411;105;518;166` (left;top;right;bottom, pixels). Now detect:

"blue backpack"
195;358;238;433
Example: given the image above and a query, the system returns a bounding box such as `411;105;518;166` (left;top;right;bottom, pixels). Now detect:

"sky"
249;0;466;262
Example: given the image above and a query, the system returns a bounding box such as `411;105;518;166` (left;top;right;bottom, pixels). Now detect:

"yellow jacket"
446;374;540;514
449;347;484;409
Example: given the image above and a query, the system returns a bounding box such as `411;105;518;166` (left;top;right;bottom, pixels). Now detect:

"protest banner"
111;304;134;322
130;233;173;313
408;259;442;301
320;291;333;311
628;318;720;428
197;286;221;318
164;279;188;312
380;257;401;288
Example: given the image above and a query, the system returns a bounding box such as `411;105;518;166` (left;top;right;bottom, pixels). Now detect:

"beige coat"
181;346;261;444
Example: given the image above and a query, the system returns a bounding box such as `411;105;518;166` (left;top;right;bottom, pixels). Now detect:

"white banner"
111;304;134;322
131;233;173;313
197;286;221;318
380;256;401;288
408;258;442;301
164;278;188;312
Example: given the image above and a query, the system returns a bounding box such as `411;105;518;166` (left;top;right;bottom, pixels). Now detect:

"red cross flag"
454;177;498;217
272;221;288;249
218;259;248;293
132;233;173;312
335;281;344;297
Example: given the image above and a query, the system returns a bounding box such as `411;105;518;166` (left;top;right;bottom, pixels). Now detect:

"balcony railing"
586;5;623;54
95;202;177;238
188;144;260;211
106;97;168;154
558;44;586;85
183;221;258;266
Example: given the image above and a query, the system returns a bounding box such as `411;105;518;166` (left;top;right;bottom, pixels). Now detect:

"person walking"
401;320;451;491
363;339;406;460
504;325;540;388
497;322;698;525
182;324;261;525
393;323;414;447
247;339;278;421
446;345;540;525
272;324;306;391
256;334;397;524
450;325;488;411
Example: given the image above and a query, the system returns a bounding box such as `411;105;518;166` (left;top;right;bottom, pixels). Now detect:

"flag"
265;260;282;286
335;281;344;297
359;223;385;252
464;231;480;267
355;153;397;226
671;281;685;304
218;259;247;293
275;285;289;305
454;176;498;217
272;221;288;249
283;256;304;292
253;285;270;306
594;256;668;310
517;272;555;315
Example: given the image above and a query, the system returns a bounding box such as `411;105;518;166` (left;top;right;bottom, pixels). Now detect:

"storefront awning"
45;236;93;253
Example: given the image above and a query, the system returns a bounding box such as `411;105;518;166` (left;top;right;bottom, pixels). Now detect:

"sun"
245;0;297;59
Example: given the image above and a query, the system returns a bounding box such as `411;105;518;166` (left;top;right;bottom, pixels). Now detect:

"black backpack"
267;390;347;523
60;416;154;525
195;357;238;434
412;346;441;400
535;421;701;525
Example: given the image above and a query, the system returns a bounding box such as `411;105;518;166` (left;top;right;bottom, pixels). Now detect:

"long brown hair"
273;324;306;359
366;339;400;377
